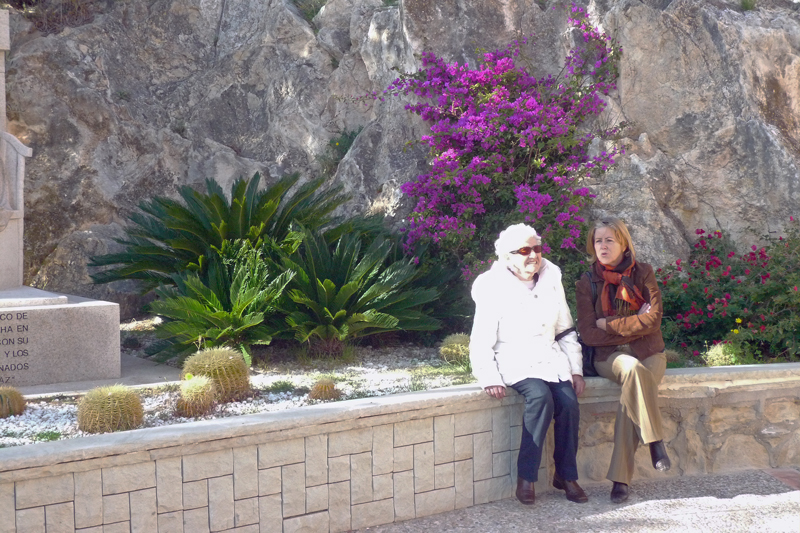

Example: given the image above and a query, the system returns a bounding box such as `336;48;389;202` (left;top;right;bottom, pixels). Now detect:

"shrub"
659;219;800;361
439;333;471;371
319;128;362;176
147;240;294;364
290;0;327;22
703;342;752;367
90;172;348;291
383;5;624;295
276;230;442;356
308;377;341;401
0;387;26;418
176;375;216;417
77;385;143;433
182;347;251;401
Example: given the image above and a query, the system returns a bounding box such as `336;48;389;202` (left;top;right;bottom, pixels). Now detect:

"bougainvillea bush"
384;5;624;290
658;219;800;363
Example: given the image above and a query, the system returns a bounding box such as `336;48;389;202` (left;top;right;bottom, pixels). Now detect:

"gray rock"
4;0;800;317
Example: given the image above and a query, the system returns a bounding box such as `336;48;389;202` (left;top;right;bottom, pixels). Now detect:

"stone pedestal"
0;287;120;387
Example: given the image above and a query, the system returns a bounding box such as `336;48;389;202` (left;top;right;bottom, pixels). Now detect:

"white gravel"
0;343;475;448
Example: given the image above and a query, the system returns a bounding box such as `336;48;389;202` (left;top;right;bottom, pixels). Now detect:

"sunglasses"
509;245;542;256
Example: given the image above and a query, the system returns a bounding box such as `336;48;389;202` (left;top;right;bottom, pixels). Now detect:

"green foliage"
275;230;442;356
33;430;61;442
90;172;348;291
147;240;294;364
77;385;143;433
438;333;471;371
290;0;327;22
703;341;755;367
0;387;26;418
659;220;800;361
265;380;295;394
182;347;252;401
741;0;756;11
319;128;362;176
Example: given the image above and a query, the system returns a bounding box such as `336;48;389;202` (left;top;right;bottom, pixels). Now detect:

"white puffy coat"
468;259;582;389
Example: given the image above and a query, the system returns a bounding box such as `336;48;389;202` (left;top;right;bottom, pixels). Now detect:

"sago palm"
147;240;294;365
275;230;441;355
90;172;347;290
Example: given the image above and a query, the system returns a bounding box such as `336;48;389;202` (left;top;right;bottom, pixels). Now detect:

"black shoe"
649;440;671;472
553;471;589;503
515;477;536;505
610;481;629;503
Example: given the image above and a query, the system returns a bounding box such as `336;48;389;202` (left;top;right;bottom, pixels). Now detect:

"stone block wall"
0;363;799;532
0;389;535;533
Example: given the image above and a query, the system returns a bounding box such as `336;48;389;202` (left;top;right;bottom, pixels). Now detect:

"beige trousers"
594;349;667;484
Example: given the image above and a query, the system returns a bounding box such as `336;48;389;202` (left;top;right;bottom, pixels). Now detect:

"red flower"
695;229;705;235
692;350;700;357
682;283;688;289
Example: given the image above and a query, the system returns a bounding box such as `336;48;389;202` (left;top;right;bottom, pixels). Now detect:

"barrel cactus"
182;347;251;401
0;386;26;418
439;333;471;369
176;374;216;417
77;385;144;433
308;377;341;401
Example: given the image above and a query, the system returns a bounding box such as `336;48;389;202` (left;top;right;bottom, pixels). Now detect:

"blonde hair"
586;218;636;264
494;223;540;261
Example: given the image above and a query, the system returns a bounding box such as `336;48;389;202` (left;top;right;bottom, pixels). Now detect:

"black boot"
649;440;671;472
610;482;629;503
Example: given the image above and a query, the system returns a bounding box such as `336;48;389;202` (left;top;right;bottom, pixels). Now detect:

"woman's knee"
614;357;650;381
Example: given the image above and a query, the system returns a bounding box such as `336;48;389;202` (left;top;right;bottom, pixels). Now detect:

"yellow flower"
735;318;742;324
733;329;739;334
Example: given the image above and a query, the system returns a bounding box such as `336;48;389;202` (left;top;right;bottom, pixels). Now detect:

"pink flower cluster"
383;5;623;255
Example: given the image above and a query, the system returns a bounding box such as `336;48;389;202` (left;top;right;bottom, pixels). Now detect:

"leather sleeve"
605;264;663;337
575;273;631;347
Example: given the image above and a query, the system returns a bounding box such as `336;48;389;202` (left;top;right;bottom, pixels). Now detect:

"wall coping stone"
2;362;799;480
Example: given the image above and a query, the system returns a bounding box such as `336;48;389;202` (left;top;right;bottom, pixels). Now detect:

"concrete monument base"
0;287;119;387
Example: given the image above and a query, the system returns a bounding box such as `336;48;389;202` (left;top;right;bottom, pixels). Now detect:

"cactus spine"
182;347;251;401
439;333;471;368
77;385;144;433
176;374;216;417
308;377;341;401
0;386;26;418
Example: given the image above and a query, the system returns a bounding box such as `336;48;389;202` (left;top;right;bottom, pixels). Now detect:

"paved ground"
360;469;800;533
18;353;181;396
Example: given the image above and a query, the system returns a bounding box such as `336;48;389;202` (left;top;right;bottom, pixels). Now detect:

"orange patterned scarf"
596;254;646;317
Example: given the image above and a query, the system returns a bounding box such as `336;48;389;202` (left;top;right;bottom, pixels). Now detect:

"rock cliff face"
5;0;800;316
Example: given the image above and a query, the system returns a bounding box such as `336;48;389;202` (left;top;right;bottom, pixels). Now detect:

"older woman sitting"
469;223;588;505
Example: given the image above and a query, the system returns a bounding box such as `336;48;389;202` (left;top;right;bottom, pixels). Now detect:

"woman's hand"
638;303;651;315
596;318;607;331
484;385;506;399
572;375;585;397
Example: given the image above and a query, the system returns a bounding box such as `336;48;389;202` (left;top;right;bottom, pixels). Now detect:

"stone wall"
0;363;798;532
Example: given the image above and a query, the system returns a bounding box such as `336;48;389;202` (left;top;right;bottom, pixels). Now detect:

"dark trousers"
511;378;580;482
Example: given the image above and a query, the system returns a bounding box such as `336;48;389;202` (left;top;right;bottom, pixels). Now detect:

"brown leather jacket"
575;261;665;363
